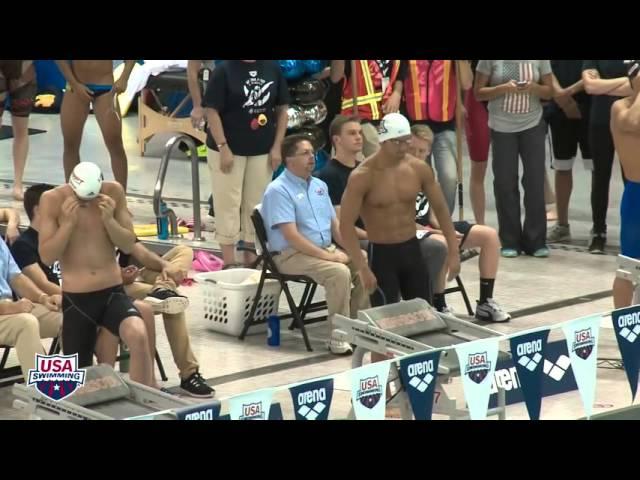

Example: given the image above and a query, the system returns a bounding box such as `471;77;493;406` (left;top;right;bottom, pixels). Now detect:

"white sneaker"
327;334;353;355
475;298;511;323
440;306;456;316
143;288;190;315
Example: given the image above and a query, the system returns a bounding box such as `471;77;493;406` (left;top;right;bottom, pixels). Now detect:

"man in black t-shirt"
316;115;367;244
582;60;633;253
546;61;592;244
203;60;290;268
10;185;61;289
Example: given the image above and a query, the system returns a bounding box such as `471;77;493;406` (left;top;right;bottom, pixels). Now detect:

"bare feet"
13;185;23;201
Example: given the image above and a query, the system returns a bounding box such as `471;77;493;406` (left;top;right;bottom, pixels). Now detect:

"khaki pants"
125;245;199;380
0;303;62;382
273;245;370;332
207;149;273;245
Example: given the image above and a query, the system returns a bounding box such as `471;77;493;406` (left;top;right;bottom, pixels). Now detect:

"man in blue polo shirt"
261;134;370;355
0;206;63;382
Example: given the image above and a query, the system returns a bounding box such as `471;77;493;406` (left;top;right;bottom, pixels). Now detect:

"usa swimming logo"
466;352;491;384
357;376;383;409
572;328;595;359
27;353;86;401
239;402;266;420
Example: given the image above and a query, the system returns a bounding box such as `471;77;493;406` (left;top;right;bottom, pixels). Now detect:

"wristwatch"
625;60;640;87
217;142;228;149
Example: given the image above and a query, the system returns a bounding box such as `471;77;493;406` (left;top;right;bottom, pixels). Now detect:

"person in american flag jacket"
473;60;554;259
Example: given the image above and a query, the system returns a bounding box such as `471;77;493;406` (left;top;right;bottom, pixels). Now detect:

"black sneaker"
180;371;215;398
588;233;606;255
144;287;189;314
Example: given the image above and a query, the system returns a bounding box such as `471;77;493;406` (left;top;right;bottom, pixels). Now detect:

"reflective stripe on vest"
341;60;399;121
403;60;457;122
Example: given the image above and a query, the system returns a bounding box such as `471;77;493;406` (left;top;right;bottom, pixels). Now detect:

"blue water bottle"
157;201;169;240
267;315;280;347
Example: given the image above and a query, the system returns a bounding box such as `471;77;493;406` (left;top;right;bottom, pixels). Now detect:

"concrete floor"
0;110;634;420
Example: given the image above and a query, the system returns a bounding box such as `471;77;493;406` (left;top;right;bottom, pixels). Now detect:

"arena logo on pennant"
407;359;436;393
296;388;328;420
466;351;491;384
572;328;596;360
27;353;86;402
357;376;383;409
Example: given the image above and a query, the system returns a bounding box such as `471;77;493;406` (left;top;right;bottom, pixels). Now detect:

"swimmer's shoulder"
347;160;374;193
612;97;633;121
102;181;125;198
41;185;69;208
406;154;431;174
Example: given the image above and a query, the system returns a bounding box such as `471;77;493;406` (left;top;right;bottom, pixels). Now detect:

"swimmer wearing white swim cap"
68;162;104;201
37;165;154;387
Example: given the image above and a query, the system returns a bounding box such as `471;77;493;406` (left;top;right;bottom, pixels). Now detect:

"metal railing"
153;135;206;242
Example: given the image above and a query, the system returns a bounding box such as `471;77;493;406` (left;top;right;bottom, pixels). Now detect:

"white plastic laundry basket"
194;269;282;336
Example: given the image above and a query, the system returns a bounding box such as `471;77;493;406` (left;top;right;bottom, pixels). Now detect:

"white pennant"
228;388;274;420
456;338;500;420
350;360;391;420
562;314;600;418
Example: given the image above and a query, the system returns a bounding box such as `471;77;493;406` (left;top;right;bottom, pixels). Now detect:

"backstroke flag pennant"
562;314;600;418
456;338;500;420
229;388;274;420
611;305;640;402
509;329;550;420
289;378;334;420
350;360;391;420
398;351;441;420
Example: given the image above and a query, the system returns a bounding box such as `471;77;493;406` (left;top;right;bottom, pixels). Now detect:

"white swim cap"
69;162;104;200
377;113;412;143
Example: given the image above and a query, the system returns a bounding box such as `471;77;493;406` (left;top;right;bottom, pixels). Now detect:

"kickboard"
134;224;189;237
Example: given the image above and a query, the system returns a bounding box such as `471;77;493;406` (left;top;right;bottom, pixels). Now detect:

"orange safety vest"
340;60;400;121
403;60;457;122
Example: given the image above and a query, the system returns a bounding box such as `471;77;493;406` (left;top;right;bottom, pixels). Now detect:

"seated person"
0;222;62;383
117;242;214;398
409;125;511;322
317;114;447;302
261;134;370;355
12;184;212;396
10;185;163;388
0;206;21;245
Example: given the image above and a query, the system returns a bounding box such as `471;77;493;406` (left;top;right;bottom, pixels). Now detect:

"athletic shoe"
475;298;511;323
501;248;519;258
532;247;550;258
180;371;215;398
547;224;571;243
327;332;353;355
589;233;606;255
144;288;189;314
